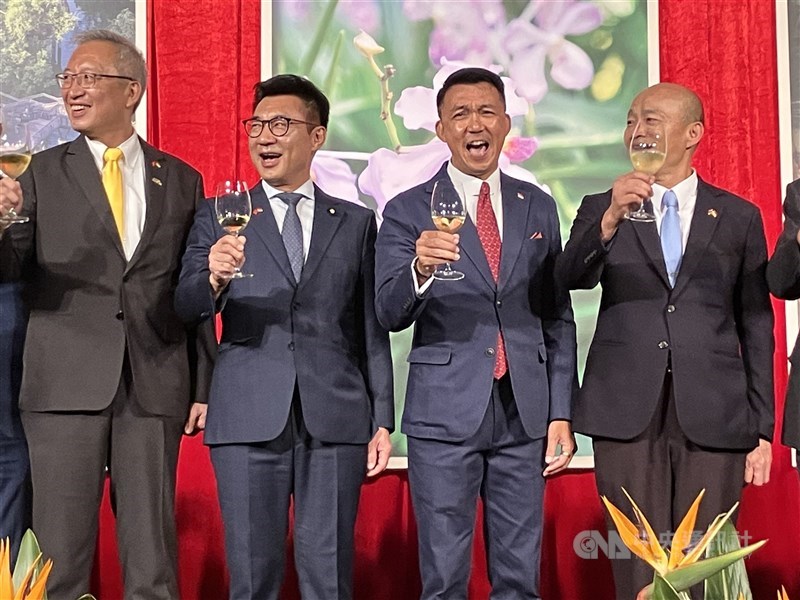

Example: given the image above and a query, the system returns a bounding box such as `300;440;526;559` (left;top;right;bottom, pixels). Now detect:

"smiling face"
62;41;141;147
248;95;326;192
435;82;511;180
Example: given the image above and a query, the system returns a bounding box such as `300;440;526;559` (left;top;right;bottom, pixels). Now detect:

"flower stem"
301;0;339;75
323;30;345;97
379;64;402;150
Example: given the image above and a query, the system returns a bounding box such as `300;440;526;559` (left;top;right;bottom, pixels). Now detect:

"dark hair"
252;74;330;127
436;68;506;116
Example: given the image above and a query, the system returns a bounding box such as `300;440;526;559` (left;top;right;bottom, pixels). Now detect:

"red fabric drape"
91;1;800;598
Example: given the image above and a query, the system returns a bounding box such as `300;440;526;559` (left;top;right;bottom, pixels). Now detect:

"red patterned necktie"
475;181;508;379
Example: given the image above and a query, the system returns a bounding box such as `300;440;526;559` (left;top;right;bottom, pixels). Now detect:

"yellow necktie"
102;147;124;239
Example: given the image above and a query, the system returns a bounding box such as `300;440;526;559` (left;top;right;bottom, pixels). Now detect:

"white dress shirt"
86;132;146;261
262;179;315;262
414;164;504;295
651;169;699;254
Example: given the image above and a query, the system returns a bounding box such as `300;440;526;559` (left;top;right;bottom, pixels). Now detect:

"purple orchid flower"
311;154;365;207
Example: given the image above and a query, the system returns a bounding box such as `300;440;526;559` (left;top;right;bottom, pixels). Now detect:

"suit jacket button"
288;342;295;351
495;299;502;307
658;340;669;349
115;310;124;321
666;305;676;313
485;348;495;357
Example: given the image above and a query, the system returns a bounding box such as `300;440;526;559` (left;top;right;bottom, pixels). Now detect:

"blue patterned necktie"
660;189;682;287
277;192;304;282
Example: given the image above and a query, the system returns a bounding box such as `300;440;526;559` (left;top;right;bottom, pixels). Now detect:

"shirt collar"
262;179;316;201
446;162;501;198
85;131;142;172
653;169;698;210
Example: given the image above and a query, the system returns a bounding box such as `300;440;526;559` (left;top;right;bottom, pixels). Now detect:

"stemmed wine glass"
215;180;253;279
430;179;465;281
0;122;33;224
626;121;667;223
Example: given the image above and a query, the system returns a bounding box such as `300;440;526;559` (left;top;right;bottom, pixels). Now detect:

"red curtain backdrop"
91;0;800;598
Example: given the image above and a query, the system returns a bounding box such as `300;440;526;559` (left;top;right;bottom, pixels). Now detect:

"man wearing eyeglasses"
0;30;213;599
174;74;394;599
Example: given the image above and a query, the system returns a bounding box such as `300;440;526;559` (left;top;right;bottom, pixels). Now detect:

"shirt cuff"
411;257;434;297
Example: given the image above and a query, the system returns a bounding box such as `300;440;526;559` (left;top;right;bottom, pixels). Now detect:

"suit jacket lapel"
298;187;344;292
497;174;530;290
247;183;296;284
66;136;125;258
125;140;167;273
672;180;721;296
631;218;670;288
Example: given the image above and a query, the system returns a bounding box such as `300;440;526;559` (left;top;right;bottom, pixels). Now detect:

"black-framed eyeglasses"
55;72;137;89
242;116;319;138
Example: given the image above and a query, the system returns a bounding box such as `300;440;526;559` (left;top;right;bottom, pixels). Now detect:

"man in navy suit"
175;75;394;600
0;281;29;561
375;68;576;599
556;83;774;600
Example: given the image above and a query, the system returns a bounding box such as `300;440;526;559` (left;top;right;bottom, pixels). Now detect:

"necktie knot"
479;181;490;200
277;192;303;207
104;147;123;164
662;189;678;210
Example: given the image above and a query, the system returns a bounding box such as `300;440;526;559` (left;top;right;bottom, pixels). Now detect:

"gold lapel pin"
151;177;163;186
707;208;717;218
329;208;336;215
151;160;161;169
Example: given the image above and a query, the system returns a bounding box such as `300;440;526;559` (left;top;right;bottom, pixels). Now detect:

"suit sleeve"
360;213;395;432
555;193;612;290
0;169;36;282
767;181;800;299
735;207;775;442
174;196;218;324
542;197;578;422
374;196;430;331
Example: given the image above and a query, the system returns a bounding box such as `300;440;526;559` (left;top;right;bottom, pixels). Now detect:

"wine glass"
430;179;465;281
0;122;33;224
215;180;253;279
626;121;667;223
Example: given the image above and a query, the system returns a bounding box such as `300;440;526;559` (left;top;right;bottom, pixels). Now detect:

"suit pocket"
407;346;452;365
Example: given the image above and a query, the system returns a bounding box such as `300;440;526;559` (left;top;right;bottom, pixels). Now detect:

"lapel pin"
252;207;263;215
151;160;161;169
707;208;718;218
329;208;336;215
530;231;543;239
517;192;525;200
151;177;162;186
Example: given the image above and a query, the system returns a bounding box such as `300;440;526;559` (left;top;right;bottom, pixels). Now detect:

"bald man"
556;83;774;599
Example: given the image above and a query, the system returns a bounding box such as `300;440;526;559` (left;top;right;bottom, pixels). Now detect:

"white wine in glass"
215;180;253;279
430;179;465;281
627;121;667;223
0;123;33;224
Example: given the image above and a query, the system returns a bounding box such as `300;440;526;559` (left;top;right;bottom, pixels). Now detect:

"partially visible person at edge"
174;74;394;600
0;29;214;599
556;82;774;600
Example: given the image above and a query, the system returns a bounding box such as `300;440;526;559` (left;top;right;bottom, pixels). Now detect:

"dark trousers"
211;397;367;600
593;371;747;600
408;375;546;600
0;282;30;562
21;358;184;600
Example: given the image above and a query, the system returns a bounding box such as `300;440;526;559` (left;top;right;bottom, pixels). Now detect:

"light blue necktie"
660;189;682;288
277;192;304;282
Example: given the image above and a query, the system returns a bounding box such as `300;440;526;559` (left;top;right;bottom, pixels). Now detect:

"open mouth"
258;151;282;166
466;140;490;158
69;104;90;117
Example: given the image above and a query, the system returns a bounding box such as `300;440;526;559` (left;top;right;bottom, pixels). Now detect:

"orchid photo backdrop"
272;0;650;457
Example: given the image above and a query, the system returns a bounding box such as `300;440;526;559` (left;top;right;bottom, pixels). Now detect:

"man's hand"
184;402;208;435
744;439;772;486
601;171;654;241
208;235;247;296
414;230;460;284
543;420;575;476
366;427;392;477
0;177;24;227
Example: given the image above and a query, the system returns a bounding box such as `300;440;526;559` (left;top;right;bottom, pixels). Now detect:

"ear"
310;125;327;151
435;120;444;142
501;113;511;137
685;121;704;151
125;81;143;110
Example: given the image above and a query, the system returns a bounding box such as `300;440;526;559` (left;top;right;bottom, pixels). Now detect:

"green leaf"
12;529;42;591
652;574;685;600
664;541;766;592
703;521;754;600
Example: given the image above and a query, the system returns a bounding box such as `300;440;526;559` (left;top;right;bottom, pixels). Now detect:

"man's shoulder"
140;140;202;179
315;188;376;221
699;179;760;216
